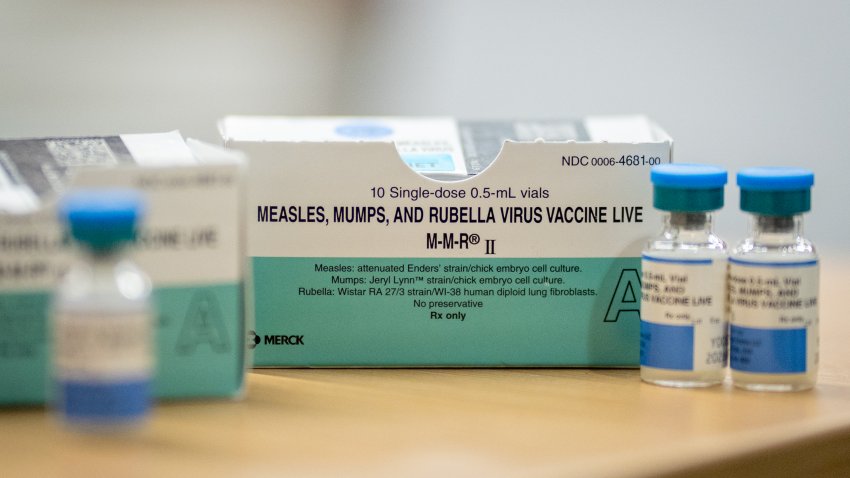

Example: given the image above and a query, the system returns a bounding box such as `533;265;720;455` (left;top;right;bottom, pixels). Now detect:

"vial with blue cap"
640;164;728;387
52;189;153;429
729;167;818;392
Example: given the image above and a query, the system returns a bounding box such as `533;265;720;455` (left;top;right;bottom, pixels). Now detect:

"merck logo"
264;335;305;345
247;330;304;349
247;330;261;349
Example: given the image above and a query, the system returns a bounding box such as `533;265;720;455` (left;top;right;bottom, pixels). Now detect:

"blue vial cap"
650;163;727;212
59;189;145;250
737;167;813;215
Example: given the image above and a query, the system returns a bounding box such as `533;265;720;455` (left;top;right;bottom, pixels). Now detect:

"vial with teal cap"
52;189;153;429
640;164;728;387
729;167;818;391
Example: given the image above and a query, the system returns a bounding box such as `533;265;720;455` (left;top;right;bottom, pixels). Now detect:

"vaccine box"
220;116;673;367
0;132;246;404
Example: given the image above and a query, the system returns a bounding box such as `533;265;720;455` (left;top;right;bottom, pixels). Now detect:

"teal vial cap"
59;189;146;250
650;163;727;212
737;167;813;215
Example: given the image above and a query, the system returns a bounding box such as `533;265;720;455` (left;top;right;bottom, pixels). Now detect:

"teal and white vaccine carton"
0;132;247;404
220;116;673;367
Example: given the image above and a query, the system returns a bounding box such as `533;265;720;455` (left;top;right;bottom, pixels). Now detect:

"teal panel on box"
152;283;244;399
0;282;243;405
251;257;641;367
0;291;50;404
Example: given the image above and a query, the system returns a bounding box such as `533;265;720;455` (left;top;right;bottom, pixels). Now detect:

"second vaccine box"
0;132;246;404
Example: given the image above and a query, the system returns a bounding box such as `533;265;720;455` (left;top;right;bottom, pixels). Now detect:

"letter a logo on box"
603;269;641;323
176;290;231;354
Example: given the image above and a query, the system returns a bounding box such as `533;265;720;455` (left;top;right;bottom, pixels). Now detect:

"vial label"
53;310;152;419
728;259;818;374
640;256;727;371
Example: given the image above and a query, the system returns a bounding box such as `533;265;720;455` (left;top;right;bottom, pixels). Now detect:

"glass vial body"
641;212;728;387
729;214;818;391
640;164;728;388
729;167;817;392
52;190;153;429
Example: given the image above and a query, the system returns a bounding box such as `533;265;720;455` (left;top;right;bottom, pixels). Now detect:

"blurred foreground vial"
729;168;818;392
640;164;728;388
52;189;153;429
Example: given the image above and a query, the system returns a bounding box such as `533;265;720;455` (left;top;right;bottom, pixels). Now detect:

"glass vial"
730;167;817;392
52;189;153;429
640;164;728;387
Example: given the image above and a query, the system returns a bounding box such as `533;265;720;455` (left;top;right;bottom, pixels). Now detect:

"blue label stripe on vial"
729;258;818;268
59;379;150;421
641;254;713;265
730;325;806;373
640;321;694;370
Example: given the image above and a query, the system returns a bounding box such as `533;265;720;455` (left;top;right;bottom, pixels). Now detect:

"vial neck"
750;214;803;246
79;244;127;266
665;212;714;241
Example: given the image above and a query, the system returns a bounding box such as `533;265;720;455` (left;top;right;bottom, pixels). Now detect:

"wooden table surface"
2;254;849;478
